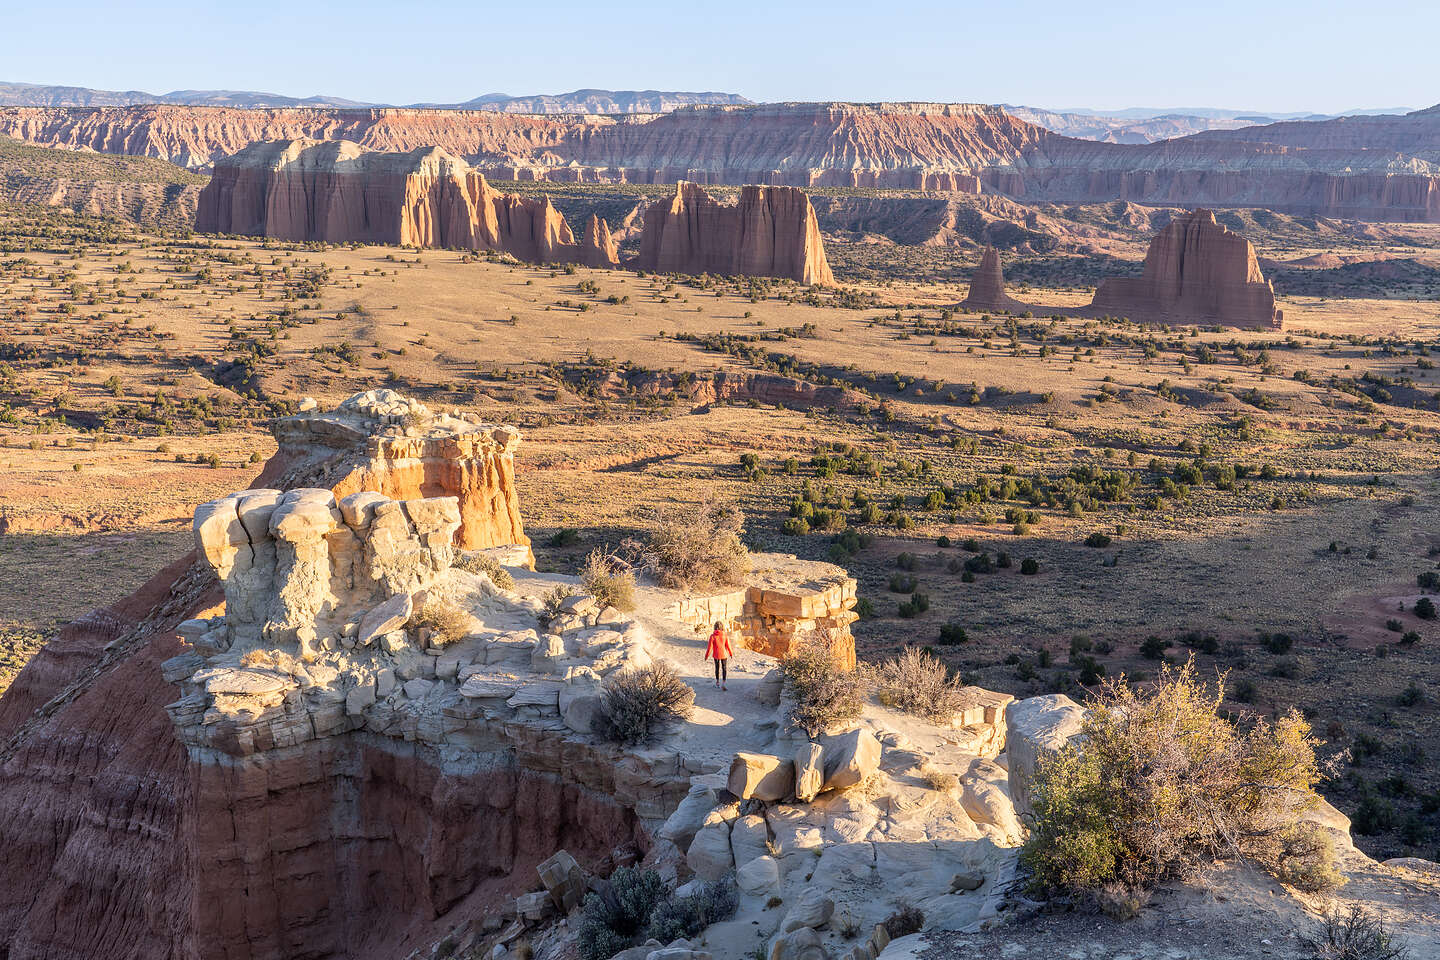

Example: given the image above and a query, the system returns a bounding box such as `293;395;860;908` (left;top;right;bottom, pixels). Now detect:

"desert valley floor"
1;215;1438;869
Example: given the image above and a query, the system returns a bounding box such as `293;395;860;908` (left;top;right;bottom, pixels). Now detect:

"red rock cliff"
1090;209;1283;329
634;181;834;284
196;139;617;267
0;393;649;960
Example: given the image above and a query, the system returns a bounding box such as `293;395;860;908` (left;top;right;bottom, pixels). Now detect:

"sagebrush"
594;662;696;744
629;497;748;590
580;547;637;612
1023;657;1333;897
452;550;515;590
875;646;964;721
781;630;866;736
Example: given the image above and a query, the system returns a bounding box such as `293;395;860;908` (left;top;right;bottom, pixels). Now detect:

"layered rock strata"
9;101;1440;221
633;181;834;284
196;139;618;267
1091;209;1283;328
673;570;859;670
277;390;529;554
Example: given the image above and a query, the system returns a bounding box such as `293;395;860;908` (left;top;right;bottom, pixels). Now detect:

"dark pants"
713;658;728;682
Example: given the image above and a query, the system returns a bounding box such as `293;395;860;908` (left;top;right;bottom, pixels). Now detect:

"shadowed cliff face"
635;181;834;284
195;140;617;267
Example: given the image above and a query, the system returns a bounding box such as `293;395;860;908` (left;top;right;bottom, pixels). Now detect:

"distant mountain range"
0;82;751;113
1002;105;1419;144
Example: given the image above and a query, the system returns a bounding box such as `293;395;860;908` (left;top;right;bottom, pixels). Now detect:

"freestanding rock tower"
1090;209;1283;329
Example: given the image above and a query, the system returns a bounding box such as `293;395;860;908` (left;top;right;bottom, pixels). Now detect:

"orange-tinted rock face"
1090;209;1283;329
196;140;617;268
634;181;833;284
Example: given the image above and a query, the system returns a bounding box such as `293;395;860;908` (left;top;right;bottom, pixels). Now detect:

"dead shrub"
1024;656;1333;897
628;497;748;591
580;548;637;612
875;646;964;721
452;550;515;590
408;598;469;647
882;901;924;938
1094;882;1148;920
780;629;867;737
594;662;696;744
1308;905;1410;960
920;764;959;792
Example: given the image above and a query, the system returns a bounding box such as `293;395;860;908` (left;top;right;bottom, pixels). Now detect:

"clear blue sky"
10;0;1434;113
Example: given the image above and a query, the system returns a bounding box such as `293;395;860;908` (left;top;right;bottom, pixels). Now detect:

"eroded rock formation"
634;181;833;284
1090;209;1283;328
959;246;1030;312
196;139;618;266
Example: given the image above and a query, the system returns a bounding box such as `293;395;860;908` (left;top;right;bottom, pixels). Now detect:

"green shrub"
594;663;695;744
549;527;581;547
1414;597;1437;620
782;516;811;536
645;874;738;943
1020;557;1040;575
938;623;969;645
1023;658;1330;898
897;592;930;618
888;573;918;593
1084;532;1113;548
576;868;667;960
452;551;516;590
781;631;866;736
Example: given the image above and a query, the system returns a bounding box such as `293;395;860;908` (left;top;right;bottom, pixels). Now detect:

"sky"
8;0;1436;114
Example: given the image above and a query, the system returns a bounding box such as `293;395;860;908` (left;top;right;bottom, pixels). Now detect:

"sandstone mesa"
6;101;1440;221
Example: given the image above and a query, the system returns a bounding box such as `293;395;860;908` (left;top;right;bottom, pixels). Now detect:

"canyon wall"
196;140;617;266
634;181;834;284
1090;209;1283;329
6;101;1440;221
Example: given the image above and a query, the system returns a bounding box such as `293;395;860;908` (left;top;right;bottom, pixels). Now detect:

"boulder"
768;926;828;960
1005;694;1086;822
686;819;734;882
755;668;784;707
819;729;880;792
736;855;780;895
780;887;834;933
358;593;413;647
793;742;825;802
537;849;586;912
730;814;770;868
728;752;795;801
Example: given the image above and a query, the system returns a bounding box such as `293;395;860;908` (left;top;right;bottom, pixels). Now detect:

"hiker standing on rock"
705;621;732;691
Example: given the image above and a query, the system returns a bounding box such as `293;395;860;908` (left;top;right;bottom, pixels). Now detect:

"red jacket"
705;629;733;661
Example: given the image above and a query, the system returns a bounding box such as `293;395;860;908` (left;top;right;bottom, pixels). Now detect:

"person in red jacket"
704;621;732;690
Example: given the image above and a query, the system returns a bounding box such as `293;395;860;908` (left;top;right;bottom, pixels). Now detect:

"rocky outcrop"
672;564;858;669
274;390;529;554
196;140;618;266
959;247;1029;312
1090;209;1283;328
634;181;833;284
590;369;866;410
